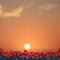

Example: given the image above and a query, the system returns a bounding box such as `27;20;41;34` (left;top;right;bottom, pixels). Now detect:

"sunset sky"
0;0;60;51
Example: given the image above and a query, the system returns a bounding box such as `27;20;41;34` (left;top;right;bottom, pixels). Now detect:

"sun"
24;43;31;50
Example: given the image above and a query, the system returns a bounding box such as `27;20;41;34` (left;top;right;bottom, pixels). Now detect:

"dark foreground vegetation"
0;48;60;60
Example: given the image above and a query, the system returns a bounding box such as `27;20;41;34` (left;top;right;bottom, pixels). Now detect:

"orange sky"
0;0;60;51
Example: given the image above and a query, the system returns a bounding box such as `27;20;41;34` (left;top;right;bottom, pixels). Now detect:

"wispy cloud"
0;5;4;16
38;3;58;11
0;5;24;17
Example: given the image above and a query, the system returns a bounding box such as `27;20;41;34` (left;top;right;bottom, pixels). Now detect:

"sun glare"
24;43;31;50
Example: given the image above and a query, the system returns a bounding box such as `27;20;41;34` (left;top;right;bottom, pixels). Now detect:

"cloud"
0;5;24;17
0;5;4;16
38;4;58;11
